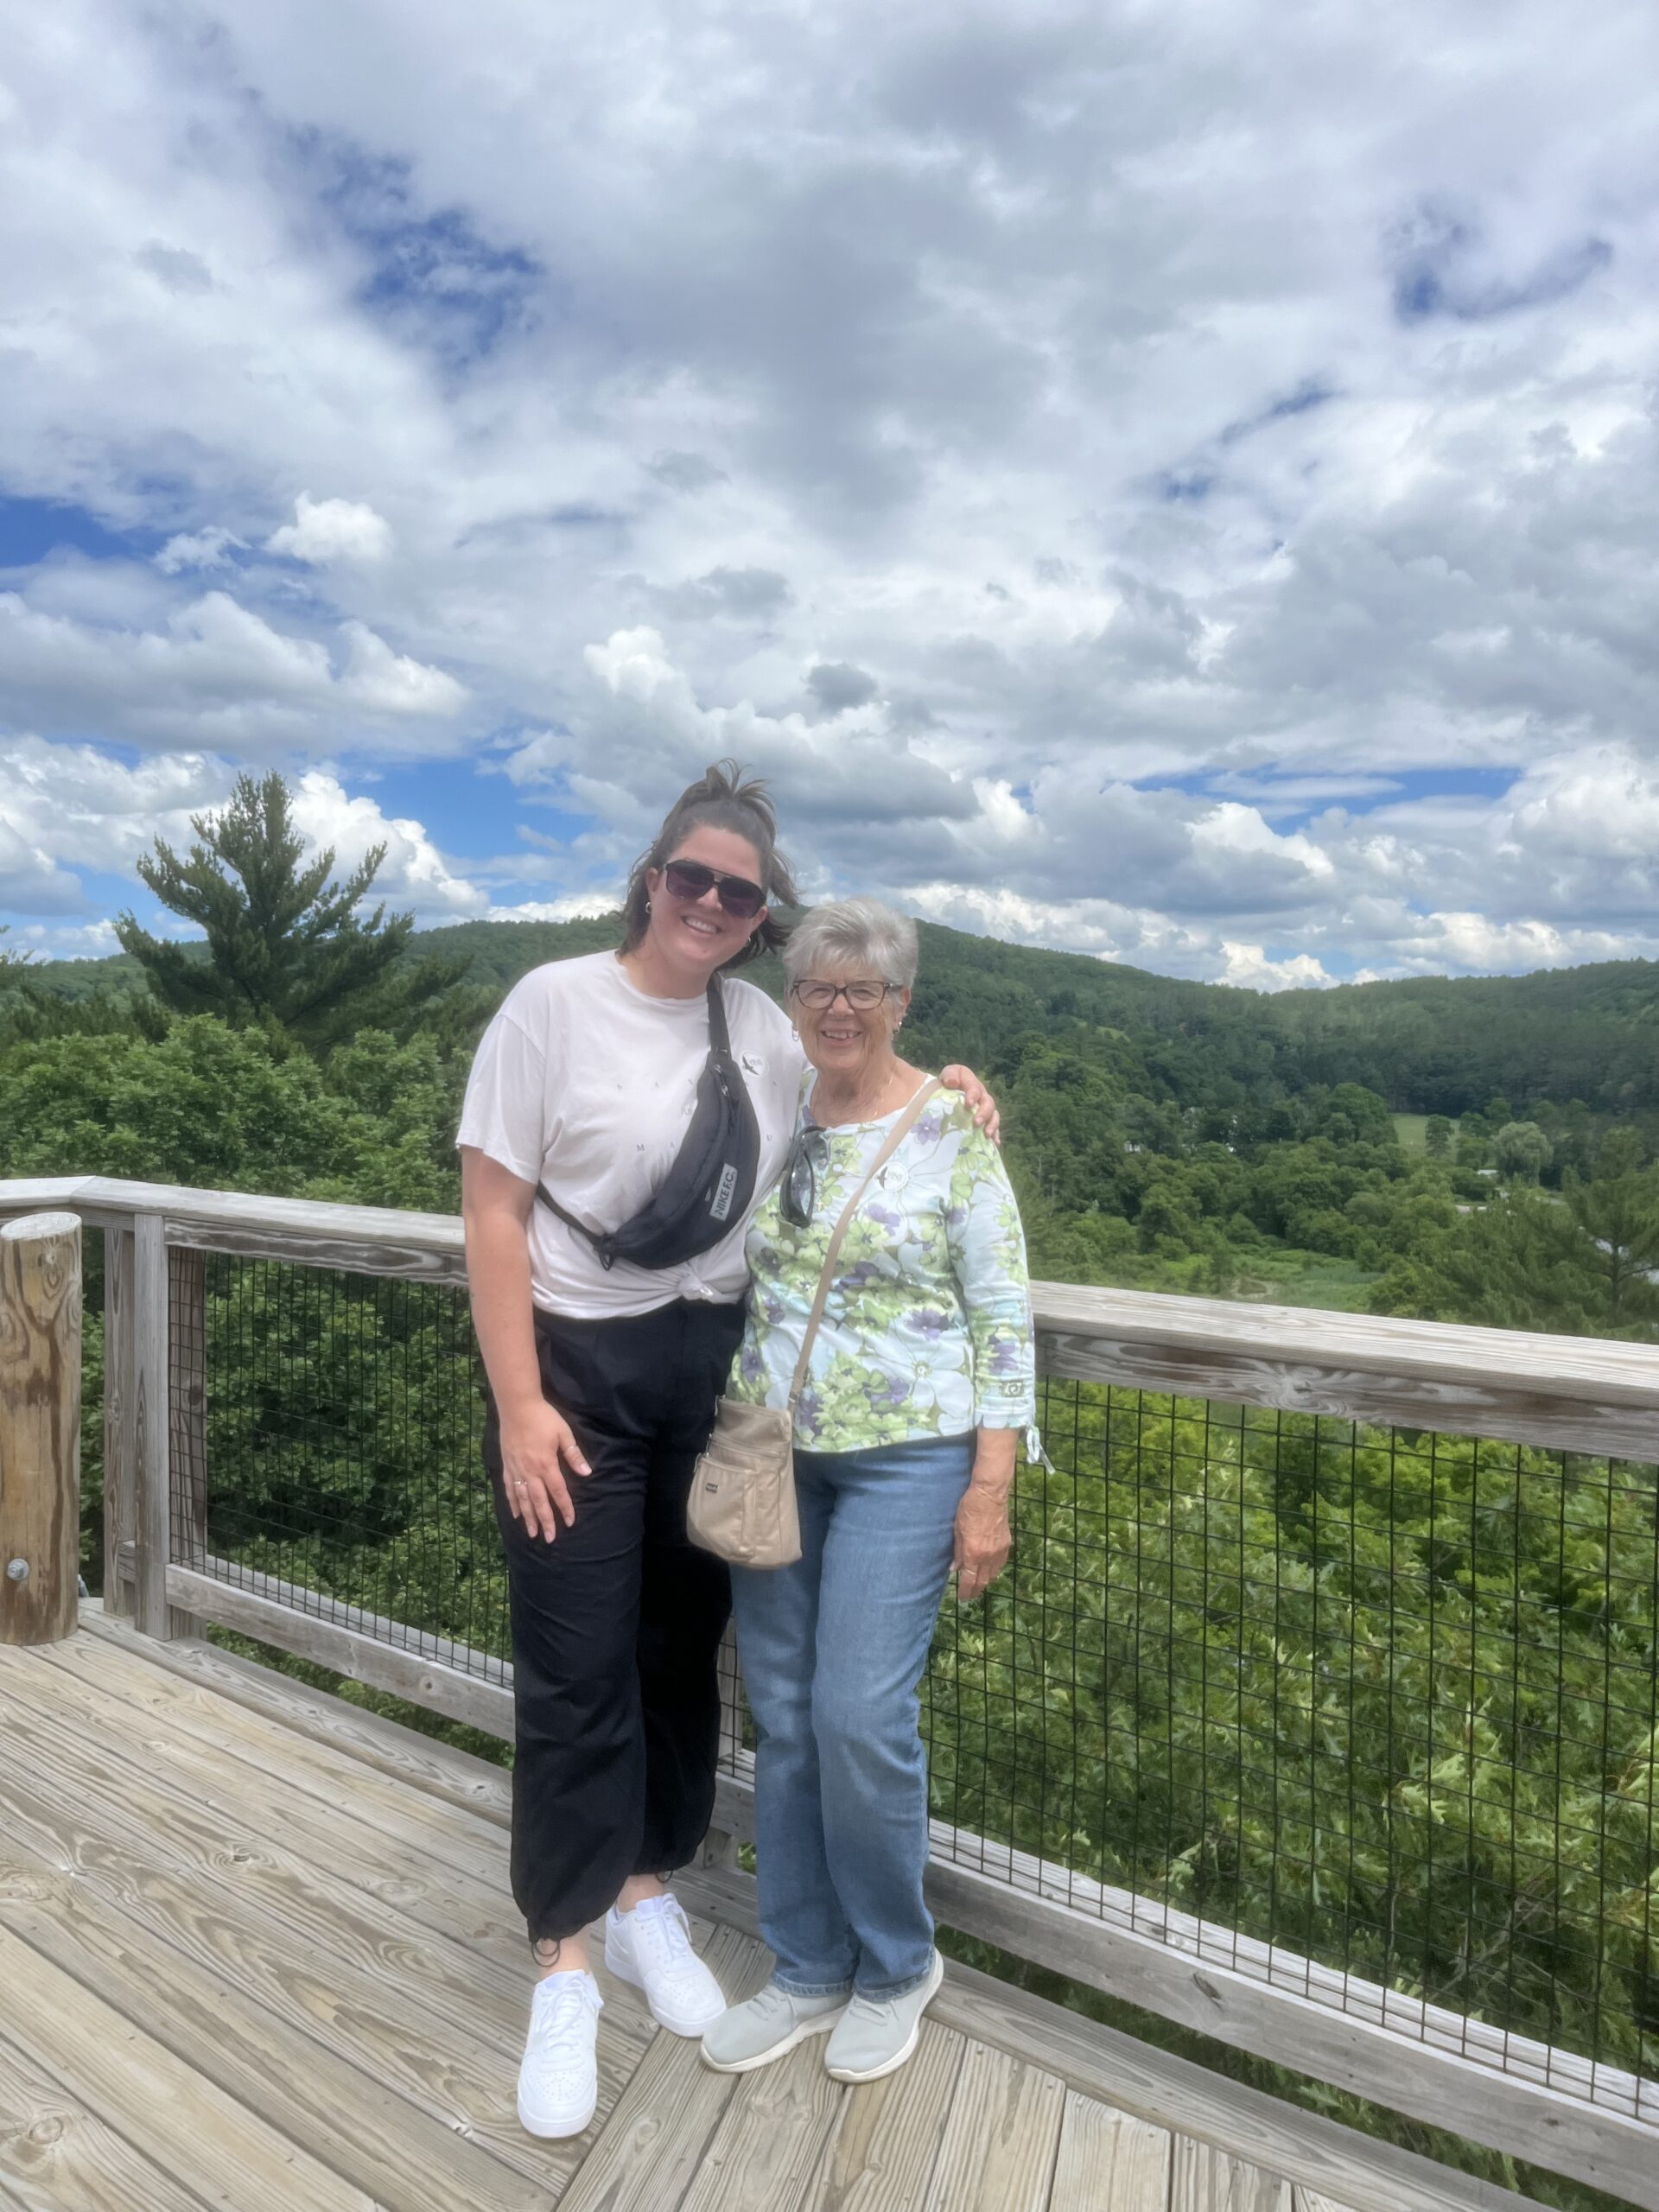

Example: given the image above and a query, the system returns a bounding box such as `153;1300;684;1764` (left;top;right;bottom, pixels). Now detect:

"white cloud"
286;770;487;917
266;493;393;566
3;0;1659;984
486;892;622;923
156;528;245;575
0;590;466;752
1219;944;1338;992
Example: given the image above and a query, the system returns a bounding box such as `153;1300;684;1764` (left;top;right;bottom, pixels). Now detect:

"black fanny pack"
537;980;760;1272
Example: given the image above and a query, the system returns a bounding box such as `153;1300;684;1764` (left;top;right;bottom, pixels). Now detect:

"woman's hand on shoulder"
939;1064;1000;1144
500;1397;592;1542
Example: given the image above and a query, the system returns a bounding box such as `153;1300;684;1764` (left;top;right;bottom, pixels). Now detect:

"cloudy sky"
4;1;1659;988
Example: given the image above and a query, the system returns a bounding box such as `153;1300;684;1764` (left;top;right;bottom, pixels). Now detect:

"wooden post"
0;1211;82;1645
131;1211;173;1640
166;1245;207;1636
102;1224;136;1617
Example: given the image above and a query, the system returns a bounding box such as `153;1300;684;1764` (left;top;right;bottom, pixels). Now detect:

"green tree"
0;925;29;976
1561;1132;1659;1332
1493;1119;1552;1184
1423;1115;1453;1159
114;772;467;1050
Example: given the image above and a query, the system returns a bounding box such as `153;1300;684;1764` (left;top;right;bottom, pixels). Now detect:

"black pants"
484;1299;744;1943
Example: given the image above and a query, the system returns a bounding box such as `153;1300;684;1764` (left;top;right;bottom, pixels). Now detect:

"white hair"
782;897;918;989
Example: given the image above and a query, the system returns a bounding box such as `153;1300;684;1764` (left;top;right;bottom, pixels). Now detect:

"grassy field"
1232;1249;1380;1311
1391;1112;1430;1152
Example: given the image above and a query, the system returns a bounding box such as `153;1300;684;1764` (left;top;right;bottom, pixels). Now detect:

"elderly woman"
702;898;1034;2086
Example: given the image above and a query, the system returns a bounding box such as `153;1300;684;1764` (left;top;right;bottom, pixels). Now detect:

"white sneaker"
604;1895;726;2036
517;1970;602;2139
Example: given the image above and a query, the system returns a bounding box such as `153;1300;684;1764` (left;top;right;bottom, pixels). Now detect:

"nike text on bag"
688;1079;942;1569
536;981;760;1272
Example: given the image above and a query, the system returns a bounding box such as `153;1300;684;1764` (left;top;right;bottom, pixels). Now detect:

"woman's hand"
500;1397;592;1543
954;1441;1014;1602
954;1486;1011;1602
940;1064;1001;1144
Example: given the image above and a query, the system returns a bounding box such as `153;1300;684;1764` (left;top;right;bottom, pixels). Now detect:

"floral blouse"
728;1083;1037;1452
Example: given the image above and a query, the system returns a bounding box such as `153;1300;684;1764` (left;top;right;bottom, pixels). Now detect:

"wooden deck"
0;1611;1546;2212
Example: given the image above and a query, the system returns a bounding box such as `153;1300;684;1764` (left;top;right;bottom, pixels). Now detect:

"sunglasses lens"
664;860;765;918
715;875;764;917
664;860;715;900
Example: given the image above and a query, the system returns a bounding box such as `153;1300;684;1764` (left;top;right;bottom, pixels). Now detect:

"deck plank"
0;1931;378;2212
799;2020;965;2212
0;1648;666;2028
0;2024;214;2212
1051;2092;1173;2211
676;2041;845;2212
1294;2195;1363;2212
559;1927;771;2212
0;1681;642;2192
30;1636;508;1884
78;1608;515;1827
1172;2139;1293;2212
920;2042;1065;2212
0;1872;550;2212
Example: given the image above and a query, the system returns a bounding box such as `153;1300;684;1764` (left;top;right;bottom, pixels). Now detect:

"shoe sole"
700;2006;847;2075
605;1936;726;2039
517;2091;597;2139
824;1955;946;2085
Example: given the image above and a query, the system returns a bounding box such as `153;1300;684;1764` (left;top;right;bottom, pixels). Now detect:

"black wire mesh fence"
923;1374;1659;2116
177;1255;1658;2116
175;1254;507;1679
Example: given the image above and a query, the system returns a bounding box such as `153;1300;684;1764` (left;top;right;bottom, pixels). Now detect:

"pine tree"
114;772;467;1050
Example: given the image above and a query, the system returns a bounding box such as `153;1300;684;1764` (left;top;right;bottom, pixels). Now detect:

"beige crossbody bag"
687;1077;943;1569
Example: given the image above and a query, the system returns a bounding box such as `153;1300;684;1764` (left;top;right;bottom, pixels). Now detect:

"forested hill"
22;916;1659;1117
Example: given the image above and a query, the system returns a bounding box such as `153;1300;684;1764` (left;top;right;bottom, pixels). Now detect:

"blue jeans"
730;1433;974;1998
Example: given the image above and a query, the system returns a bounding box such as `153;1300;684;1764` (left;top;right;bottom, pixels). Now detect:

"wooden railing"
3;1172;1657;2210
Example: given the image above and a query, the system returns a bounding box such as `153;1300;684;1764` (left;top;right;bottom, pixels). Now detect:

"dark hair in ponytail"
620;759;797;969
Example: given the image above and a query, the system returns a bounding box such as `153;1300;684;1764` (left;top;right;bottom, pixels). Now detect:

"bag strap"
537;979;730;1258
785;1077;942;1413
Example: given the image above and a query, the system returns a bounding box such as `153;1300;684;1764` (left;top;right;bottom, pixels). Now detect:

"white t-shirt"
455;950;805;1319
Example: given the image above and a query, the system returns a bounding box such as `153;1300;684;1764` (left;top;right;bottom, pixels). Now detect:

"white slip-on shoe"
824;1950;945;2084
604;1894;727;2037
701;1981;850;2073
517;1969;603;2139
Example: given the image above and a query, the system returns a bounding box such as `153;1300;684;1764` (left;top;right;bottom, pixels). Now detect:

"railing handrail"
7;1172;1658;1460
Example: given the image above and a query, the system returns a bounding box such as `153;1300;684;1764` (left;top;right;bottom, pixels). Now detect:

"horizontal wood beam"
162;1564;512;1739
1038;1325;1659;1459
6;1176;1656;1457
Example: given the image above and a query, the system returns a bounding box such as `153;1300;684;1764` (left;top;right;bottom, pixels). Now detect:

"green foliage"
0;1017;464;1210
114;771;468;1048
1496;1119;1553;1183
929;1394;1659;2101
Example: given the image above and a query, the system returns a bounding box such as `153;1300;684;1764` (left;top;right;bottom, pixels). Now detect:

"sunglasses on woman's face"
779;1125;830;1229
661;858;767;919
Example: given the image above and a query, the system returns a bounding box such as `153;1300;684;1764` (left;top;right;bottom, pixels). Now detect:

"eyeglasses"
779;1125;830;1229
662;858;767;919
789;978;898;1011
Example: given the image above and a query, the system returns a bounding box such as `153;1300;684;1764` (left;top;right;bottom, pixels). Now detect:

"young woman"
456;762;995;2139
